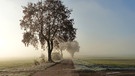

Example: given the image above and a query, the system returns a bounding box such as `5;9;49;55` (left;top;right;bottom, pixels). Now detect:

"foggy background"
0;0;135;60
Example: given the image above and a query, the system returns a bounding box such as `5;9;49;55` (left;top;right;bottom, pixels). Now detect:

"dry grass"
0;59;33;70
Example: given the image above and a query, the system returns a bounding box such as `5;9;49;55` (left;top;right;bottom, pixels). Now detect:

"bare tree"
20;0;76;62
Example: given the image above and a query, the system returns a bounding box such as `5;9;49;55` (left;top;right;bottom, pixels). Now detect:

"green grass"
79;57;135;68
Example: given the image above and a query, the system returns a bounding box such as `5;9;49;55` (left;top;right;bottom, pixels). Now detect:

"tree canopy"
20;0;76;62
66;40;80;57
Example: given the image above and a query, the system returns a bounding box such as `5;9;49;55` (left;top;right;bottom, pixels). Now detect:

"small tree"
58;40;80;58
57;42;67;58
20;0;76;62
66;41;80;58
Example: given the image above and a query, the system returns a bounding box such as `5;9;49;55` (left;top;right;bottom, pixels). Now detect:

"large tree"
20;0;76;62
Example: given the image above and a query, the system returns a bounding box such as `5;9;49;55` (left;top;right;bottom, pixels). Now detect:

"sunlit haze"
0;0;135;60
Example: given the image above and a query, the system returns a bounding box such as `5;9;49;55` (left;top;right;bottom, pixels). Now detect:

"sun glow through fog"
0;38;9;59
0;39;6;48
0;0;135;60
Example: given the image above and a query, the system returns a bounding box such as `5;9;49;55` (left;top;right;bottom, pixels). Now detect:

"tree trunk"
48;49;53;62
47;40;53;62
71;52;74;58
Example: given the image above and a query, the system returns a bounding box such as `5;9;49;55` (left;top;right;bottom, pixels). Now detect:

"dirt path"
32;59;79;76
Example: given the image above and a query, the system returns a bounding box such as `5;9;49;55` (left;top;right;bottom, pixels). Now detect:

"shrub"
52;52;61;60
34;59;40;66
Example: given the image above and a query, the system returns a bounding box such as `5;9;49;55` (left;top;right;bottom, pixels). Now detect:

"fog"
62;0;135;57
0;0;135;60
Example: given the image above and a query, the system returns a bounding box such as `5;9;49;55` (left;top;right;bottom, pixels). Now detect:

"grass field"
0;59;34;76
83;58;135;68
73;57;135;76
0;58;55;76
73;57;135;71
0;59;34;70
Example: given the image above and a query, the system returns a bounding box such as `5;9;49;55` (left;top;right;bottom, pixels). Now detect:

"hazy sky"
0;0;135;59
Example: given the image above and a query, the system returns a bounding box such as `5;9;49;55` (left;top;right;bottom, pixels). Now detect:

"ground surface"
33;59;79;76
1;59;135;76
32;59;135;76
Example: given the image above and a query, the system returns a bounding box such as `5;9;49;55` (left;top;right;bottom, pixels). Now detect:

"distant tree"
66;40;80;58
57;40;80;58
20;0;76;62
57;42;67;58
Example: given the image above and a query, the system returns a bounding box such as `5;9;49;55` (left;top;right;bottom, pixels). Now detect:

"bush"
40;53;46;63
34;59;40;66
40;58;46;63
52;52;61;60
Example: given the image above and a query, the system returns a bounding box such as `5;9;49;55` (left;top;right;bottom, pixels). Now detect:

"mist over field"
0;0;135;76
62;0;135;58
0;0;135;61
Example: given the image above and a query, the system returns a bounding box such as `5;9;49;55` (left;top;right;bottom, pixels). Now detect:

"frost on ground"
72;59;90;70
0;63;55;76
72;59;135;71
72;59;106;71
0;72;31;76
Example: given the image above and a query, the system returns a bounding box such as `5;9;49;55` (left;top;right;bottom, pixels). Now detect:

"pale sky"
0;0;135;59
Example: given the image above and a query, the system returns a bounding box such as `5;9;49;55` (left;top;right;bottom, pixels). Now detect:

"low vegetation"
84;58;135;68
0;59;33;70
0;58;55;76
73;57;135;71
